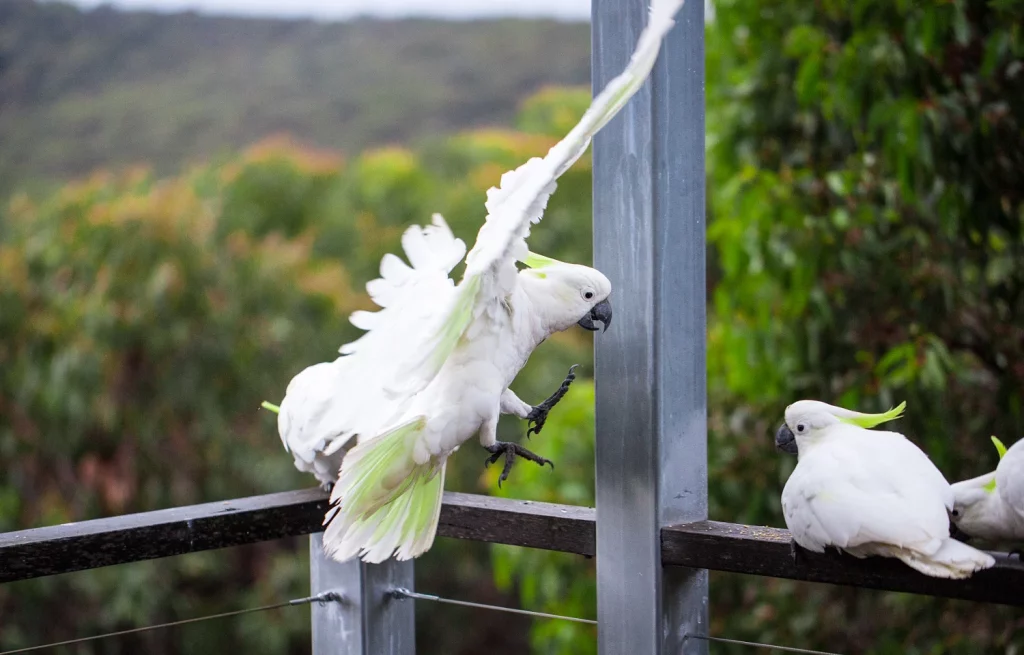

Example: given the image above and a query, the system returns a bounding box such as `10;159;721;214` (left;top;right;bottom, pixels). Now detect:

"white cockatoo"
263;0;688;563
775;400;995;579
951;436;1024;546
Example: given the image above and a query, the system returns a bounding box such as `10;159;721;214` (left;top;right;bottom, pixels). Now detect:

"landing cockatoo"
951;436;1024;545
775;400;995;579
264;0;687;563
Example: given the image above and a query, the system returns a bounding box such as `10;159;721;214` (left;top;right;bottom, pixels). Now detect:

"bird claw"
526;364;579;438
484;441;554;487
319;480;335;493
789;539;806;566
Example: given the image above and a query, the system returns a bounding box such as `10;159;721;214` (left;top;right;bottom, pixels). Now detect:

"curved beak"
578;298;613;332
775;423;798;455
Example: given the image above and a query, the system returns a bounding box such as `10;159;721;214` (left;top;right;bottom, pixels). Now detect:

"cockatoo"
775;400;995;579
951;436;1024;546
263;0;688;563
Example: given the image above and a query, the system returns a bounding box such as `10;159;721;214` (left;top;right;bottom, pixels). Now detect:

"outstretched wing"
286;0;686;452
462;0;686;300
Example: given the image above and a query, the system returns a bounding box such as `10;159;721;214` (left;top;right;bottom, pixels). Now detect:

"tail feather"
893;539;996;579
322;417;446;563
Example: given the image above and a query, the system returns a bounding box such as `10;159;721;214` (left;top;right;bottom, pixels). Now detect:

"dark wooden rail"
2;489;1021;607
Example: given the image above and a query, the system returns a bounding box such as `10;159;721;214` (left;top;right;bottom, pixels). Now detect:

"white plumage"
272;0;688;563
952;437;1024;544
779;400;995;579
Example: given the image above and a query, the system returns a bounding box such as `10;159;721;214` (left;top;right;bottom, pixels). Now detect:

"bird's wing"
280;214;468;451
997;439;1024;521
460;0;686;302
299;0;686;446
787;432;952;553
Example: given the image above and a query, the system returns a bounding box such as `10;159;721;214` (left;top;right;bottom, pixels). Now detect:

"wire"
390;588;597;625
685;634;845;655
0;591;343;655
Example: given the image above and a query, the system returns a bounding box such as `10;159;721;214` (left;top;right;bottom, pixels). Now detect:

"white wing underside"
286;0;687;463
784;428;953;555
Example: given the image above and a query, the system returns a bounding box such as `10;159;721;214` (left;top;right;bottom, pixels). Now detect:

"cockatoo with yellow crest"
775;400;995;579
951;436;1024;547
262;0;687;563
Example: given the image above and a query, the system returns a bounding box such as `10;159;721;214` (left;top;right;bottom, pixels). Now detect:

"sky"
62;0;593;21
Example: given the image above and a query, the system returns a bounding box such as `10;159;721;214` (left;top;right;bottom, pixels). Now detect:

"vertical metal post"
309;533;416;655
591;0;707;653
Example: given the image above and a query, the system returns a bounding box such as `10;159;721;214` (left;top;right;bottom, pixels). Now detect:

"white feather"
952;438;1024;542
782;419;994;579
276;0;686;563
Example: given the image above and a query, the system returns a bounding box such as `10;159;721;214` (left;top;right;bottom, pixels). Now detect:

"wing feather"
785;430;952;555
461;0;686;299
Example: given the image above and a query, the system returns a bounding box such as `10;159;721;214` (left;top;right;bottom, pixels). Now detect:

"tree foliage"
3;1;1024;651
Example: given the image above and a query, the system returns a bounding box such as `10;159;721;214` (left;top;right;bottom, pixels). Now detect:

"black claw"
484;441;554;487
790;539;806;566
526;365;579;437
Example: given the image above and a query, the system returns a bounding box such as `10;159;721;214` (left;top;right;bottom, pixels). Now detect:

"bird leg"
789;538;807;566
526;365;579;437
320;480;335;494
484;441;554;487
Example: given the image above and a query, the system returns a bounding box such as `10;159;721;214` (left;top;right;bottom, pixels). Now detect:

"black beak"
577;298;613;332
775;424;798;455
948;520;972;543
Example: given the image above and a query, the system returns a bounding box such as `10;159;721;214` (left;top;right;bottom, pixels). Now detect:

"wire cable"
0;591;343;655
685;634;845;655
390;588;597;625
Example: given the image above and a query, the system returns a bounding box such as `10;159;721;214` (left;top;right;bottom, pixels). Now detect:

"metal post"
591;0;707;653
309;533;416;654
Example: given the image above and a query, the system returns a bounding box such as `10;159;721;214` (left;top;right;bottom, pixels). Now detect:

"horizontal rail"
0;489;593;583
2;490;1021;607
661;521;1024;607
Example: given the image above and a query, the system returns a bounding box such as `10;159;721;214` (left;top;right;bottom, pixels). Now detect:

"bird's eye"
796;424;806;433
583;291;594;300
952;509;960;517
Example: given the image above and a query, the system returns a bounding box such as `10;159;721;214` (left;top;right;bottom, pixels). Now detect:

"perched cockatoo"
263;0;688;563
775;400;995;579
951;436;1024;546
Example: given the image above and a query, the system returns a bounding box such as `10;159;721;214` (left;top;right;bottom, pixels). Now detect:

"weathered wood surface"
662;520;1024;607
3;491;1022;608
0;490;593;583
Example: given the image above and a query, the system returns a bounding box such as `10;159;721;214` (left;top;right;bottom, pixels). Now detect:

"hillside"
0;0;590;192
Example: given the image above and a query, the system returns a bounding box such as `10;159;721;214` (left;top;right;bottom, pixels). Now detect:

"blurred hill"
0;0;589;193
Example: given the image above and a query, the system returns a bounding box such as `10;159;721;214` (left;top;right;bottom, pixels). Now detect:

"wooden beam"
662;520;1024;607
0;490;593;584
3;490;1021;609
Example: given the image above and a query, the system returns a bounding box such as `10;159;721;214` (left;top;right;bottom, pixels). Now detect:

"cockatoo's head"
520;252;612;334
950;436;1009;540
775;399;907;456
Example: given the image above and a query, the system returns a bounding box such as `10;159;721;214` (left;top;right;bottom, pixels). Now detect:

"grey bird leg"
526;364;579;437
484;441;554;487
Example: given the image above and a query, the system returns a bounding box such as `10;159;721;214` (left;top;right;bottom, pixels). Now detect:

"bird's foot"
790;539;807;566
319;480;335;493
484;441;554;487
1010;549;1022;560
526;365;579;437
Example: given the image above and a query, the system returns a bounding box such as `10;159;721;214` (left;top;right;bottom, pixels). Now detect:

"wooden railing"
4;489;1020;605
